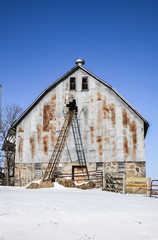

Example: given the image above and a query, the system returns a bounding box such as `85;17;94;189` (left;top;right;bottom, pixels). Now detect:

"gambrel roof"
12;64;149;137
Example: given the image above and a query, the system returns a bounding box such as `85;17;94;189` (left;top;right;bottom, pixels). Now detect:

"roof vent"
75;58;85;66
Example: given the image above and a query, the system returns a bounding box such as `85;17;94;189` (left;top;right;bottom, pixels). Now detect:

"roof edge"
13;65;79;128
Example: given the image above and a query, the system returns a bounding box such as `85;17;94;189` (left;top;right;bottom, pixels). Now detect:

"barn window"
96;162;103;168
35;163;42;178
70;77;76;90
35;163;41;171
82;77;88;90
118;162;125;176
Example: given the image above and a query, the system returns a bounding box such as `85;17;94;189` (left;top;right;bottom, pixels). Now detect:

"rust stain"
50;123;56;147
51;93;56;121
97;91;102;101
109;103;116;127
130;120;137;157
123;136;129;159
43;104;51;131
90;95;95;115
122;108;129;128
112;140;116;157
18;127;24;132
43;97;56;131
97;103;102;131
90;121;95;144
96;136;103;157
103;122;109;144
104;137;109;144
65;82;69;91
37;124;42;144
90;97;94;104
18;137;23;159
63;95;66;104
123;129;126;135
30;134;35;158
102;99;109;119
51;93;56;102
43;135;49;155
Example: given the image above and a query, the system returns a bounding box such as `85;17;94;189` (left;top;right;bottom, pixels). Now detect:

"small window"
118;162;125;176
35;163;41;171
82;77;88;90
70;77;76;90
96;162;103;168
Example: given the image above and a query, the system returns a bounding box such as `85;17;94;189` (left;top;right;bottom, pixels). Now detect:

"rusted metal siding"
15;68;145;167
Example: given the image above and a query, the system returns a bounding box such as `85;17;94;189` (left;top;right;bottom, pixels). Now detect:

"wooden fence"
125;177;151;196
58;170;103;187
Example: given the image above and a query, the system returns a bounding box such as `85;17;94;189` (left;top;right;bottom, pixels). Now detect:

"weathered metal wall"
15;68;145;168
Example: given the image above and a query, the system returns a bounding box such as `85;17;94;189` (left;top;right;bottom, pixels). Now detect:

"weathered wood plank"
126;178;147;183
126;184;147;188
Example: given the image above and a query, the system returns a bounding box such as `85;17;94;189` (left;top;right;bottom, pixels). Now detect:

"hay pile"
26;178;96;190
58;179;96;189
76;181;96;189
26;180;54;189
58;179;76;188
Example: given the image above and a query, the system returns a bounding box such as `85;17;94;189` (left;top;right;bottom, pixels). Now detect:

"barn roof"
12;62;149;137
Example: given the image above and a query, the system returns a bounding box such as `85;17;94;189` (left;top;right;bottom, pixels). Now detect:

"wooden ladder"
43;109;76;181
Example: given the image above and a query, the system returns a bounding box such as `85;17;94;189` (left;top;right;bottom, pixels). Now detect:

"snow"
0;184;158;240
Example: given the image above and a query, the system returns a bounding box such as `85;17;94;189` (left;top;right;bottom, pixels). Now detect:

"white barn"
12;59;149;186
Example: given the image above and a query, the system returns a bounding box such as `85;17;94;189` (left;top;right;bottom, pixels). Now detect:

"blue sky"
0;0;158;179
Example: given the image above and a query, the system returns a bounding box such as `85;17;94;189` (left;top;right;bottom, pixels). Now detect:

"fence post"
147;178;151;197
123;172;126;194
103;163;106;189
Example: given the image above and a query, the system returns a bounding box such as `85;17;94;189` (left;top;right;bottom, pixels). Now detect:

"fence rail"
58;170;103;186
151;180;158;197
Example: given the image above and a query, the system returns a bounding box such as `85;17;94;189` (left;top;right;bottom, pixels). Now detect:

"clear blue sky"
0;0;158;179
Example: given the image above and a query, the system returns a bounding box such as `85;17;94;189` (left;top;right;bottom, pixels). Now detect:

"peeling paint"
30;134;35;158
43;135;49;155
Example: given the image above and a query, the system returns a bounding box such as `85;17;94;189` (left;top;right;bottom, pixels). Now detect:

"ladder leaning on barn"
43;100;89;182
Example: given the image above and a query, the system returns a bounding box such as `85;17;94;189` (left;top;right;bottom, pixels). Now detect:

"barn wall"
14;68;145;186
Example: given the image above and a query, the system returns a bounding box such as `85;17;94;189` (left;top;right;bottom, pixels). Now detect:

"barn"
12;58;149;186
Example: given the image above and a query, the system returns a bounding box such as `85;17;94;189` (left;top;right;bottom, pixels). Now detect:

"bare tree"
0;104;23;185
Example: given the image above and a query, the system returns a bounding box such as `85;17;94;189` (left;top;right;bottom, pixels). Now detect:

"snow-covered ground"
0;183;158;240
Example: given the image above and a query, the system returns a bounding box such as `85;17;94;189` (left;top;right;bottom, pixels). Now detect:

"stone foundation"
105;161;146;178
14;161;146;187
14;163;48;186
